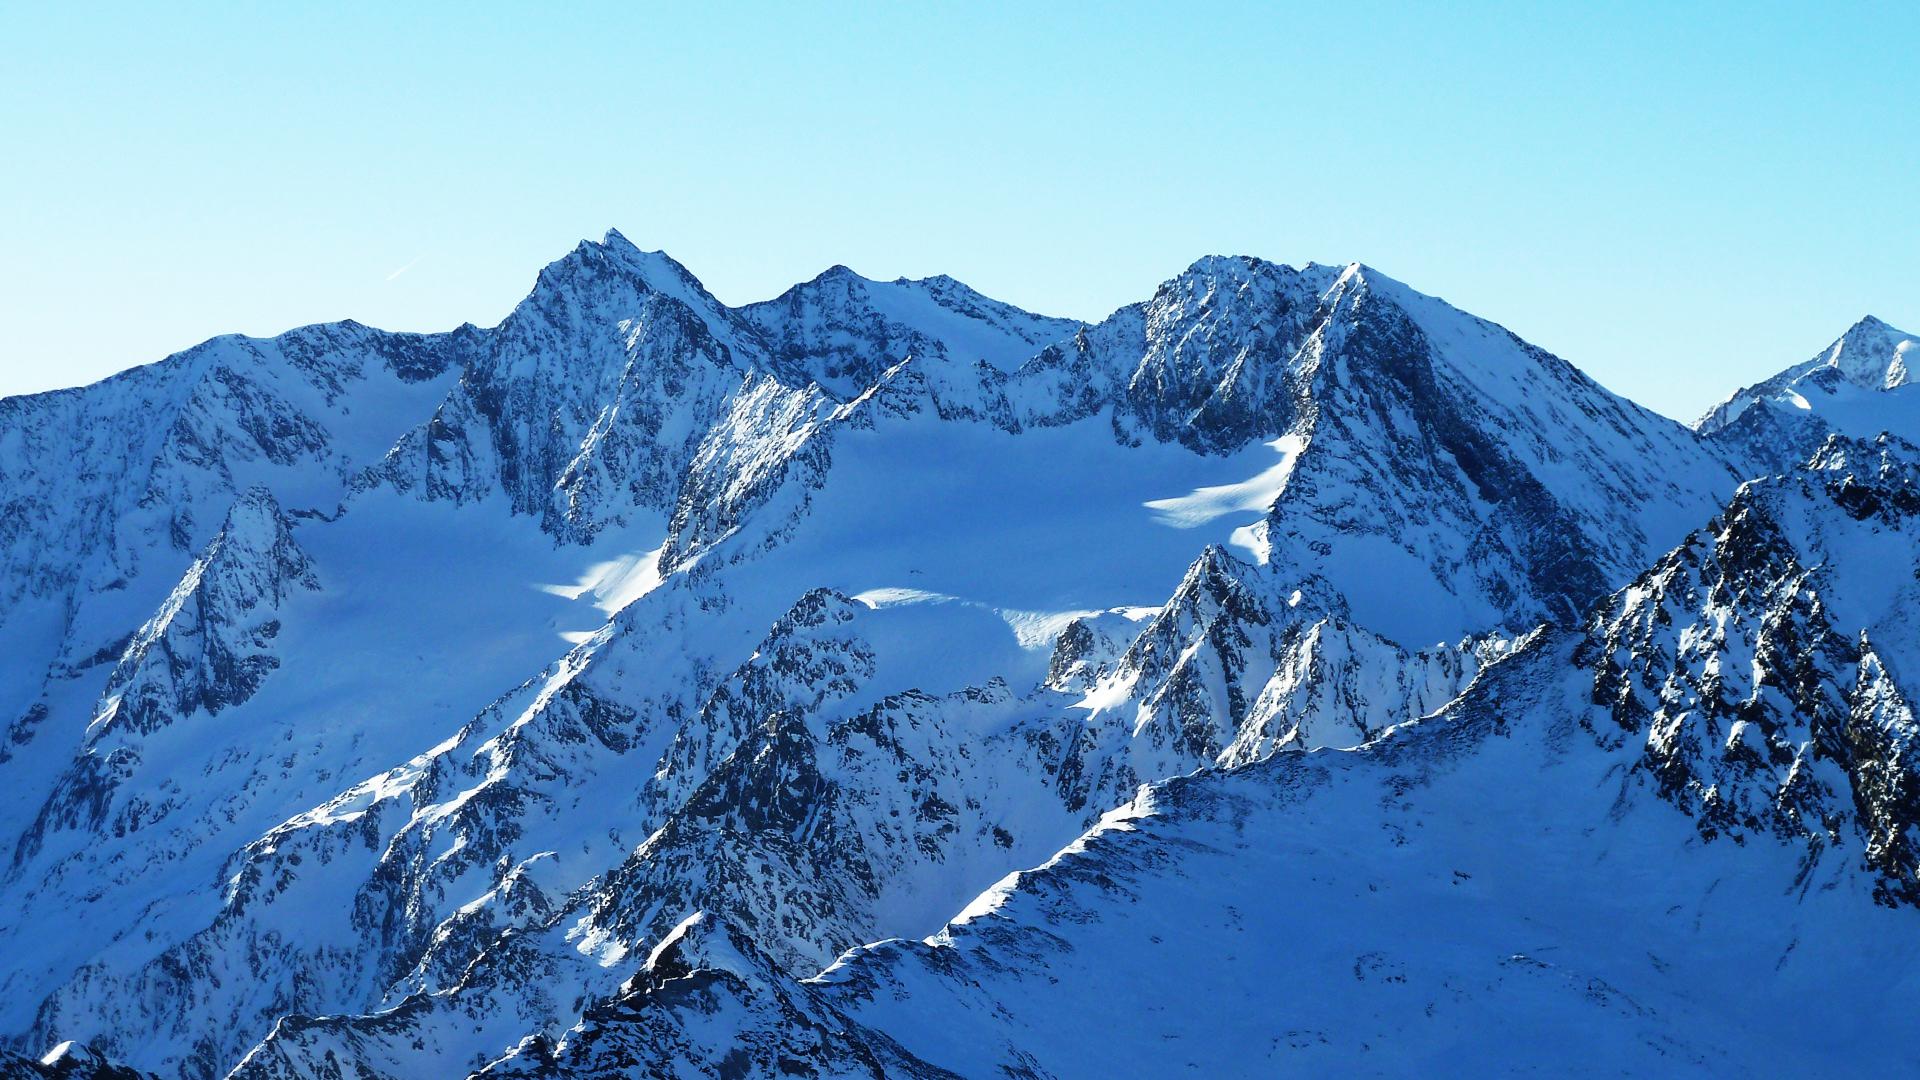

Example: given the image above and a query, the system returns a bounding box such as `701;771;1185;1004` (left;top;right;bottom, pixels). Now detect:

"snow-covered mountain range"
0;230;1914;1078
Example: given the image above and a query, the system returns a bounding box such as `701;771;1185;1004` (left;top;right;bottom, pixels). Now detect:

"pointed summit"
1823;313;1915;390
1697;314;1919;471
809;263;865;284
518;228;733;338
631;910;769;991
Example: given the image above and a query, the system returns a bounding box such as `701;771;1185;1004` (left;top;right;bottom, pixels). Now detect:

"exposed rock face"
1582;434;1920;902
363;235;754;540
1055;545;1504;793
1105;255;1330;453
92;488;319;741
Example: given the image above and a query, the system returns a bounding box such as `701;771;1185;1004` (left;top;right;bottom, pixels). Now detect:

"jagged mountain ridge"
0;230;1909;1078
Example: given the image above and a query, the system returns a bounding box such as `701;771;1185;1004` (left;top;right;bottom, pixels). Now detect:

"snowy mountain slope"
16;488;319;867
0;484;704;1077
1698;315;1920;474
474;446;1920;1078
737;264;1083;398
0;322;469;829
1243;263;1743;642
0;229;1866;1079
13;573;719;1079
466;913;960;1080
1065;545;1508;774
0;319;464;611
1600;432;1920;898
235;913;960;1080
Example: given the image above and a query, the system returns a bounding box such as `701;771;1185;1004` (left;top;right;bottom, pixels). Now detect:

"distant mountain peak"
529;230;722;319
1696;314;1919;471
1824;313;1915;389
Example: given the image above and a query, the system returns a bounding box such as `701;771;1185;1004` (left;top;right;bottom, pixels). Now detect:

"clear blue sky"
2;2;1913;420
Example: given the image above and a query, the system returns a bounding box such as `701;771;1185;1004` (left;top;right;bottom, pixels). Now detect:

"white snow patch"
537;544;668;615
1143;435;1304;527
857;586;1124;655
1228;519;1270;562
852;586;954;609
996;607;1105;650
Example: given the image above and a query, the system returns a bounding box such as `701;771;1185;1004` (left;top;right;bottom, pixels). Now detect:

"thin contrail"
385;255;424;282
